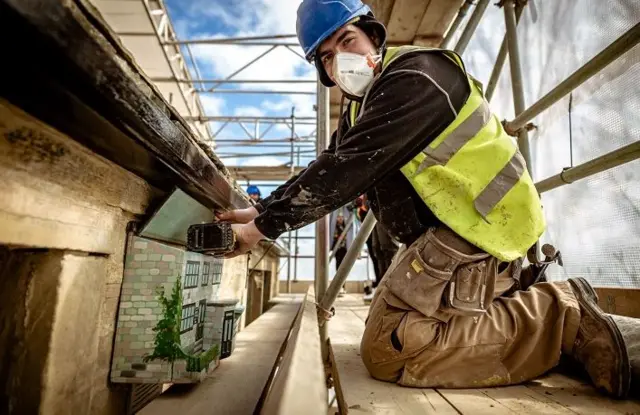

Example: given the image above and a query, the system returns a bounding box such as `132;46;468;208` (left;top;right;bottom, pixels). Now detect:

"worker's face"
336;215;344;224
249;193;260;201
317;24;377;83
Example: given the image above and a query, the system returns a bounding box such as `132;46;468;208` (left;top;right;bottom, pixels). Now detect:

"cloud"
199;94;226;116
233;106;266;117
220;155;286;167
174;0;317;107
242;156;286;166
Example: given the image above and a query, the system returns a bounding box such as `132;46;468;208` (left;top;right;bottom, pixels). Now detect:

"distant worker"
246;185;261;203
218;0;638;398
332;213;349;297
331;213;348;272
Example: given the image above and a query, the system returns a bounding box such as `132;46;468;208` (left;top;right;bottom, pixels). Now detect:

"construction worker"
246;185;261;203
217;0;638;398
332;212;349;296
331;213;347;271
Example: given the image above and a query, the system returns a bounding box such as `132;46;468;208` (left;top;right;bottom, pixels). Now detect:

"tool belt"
384;226;522;318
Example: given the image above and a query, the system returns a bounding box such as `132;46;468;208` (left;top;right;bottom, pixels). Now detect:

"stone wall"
0;99;156;414
0;97;281;413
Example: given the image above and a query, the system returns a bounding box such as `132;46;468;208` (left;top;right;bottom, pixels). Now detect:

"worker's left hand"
226;221;266;259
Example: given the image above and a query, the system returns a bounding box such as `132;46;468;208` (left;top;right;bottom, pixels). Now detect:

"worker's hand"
225;221;266;259
216;206;259;224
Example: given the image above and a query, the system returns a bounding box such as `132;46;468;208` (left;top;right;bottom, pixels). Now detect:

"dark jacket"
254;50;470;246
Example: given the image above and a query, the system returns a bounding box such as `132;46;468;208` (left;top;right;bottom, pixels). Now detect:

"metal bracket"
316;303;335;325
502;119;537;136
527;243;563;285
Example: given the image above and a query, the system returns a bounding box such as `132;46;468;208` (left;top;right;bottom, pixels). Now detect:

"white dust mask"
332;52;381;97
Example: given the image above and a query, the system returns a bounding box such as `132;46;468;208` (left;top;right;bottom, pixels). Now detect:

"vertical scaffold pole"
504;0;533;172
315;79;331;359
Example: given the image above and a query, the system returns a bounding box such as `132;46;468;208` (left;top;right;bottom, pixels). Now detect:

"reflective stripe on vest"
416;100;527;219
346;46;545;261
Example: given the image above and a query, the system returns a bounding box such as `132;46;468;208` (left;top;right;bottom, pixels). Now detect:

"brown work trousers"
361;227;581;388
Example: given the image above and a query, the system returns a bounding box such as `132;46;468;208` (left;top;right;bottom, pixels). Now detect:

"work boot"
609;314;640;397
568;277;631;398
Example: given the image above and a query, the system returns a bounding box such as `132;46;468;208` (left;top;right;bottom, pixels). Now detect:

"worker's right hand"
215;206;259;224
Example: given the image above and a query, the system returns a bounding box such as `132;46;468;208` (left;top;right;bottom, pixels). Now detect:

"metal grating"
127;383;163;414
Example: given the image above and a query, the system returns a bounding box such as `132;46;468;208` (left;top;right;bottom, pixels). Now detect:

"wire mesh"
461;0;640;287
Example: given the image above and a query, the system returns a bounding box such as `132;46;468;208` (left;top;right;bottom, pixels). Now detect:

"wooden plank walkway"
329;294;640;415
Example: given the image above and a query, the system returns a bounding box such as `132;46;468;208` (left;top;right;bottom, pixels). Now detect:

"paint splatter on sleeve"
254;53;469;240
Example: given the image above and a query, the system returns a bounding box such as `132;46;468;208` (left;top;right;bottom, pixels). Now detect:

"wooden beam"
415;0;466;42
595;287;640;318
260;287;327;415
363;0;396;26
0;0;249;211
385;0;431;44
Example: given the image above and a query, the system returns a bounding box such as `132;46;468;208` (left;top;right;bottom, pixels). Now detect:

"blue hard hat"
296;0;372;61
246;185;261;196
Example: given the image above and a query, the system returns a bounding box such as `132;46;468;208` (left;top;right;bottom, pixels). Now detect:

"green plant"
143;275;221;374
144;277;187;363
186;345;220;372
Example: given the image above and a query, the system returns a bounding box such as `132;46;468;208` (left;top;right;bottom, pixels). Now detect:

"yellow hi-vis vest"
348;46;545;261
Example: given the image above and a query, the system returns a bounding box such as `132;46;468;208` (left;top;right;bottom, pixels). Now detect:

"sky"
165;0;318;168
164;0;376;281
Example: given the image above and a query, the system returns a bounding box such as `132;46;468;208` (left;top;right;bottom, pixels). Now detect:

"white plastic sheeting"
451;0;640;287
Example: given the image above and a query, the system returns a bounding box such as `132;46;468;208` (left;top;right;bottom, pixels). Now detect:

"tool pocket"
443;257;497;316
384;244;454;318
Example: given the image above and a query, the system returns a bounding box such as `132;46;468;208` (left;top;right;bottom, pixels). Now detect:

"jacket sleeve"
254;66;462;239
254;115;343;213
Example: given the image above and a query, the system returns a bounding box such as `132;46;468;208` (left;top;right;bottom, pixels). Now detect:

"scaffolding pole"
315;80;331;359
485;3;524;101
319;211;377;326
198;89;315;95
171;41;301;47
207;46;277;91
536;140;640;194
505;21;640;133
181;116;316;122
441;0;474;49
286;229;292;293
453;0;491;55
150;78;316;84
290;107;296;177
166;35;297;45
293;229;299;283
503;0;533;173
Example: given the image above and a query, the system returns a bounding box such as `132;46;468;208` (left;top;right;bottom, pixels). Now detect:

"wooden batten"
259;287;327;415
595;287;640;318
385;0;431;44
